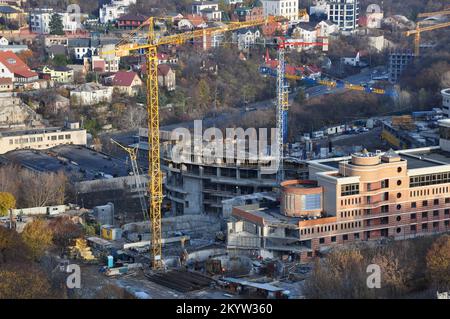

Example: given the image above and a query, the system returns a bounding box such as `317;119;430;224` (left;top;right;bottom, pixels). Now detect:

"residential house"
99;0;137;24
262;0;299;21
0;50;38;84
116;13;148;30
40;65;74;83
157;52;178;65
360;4;383;29
47;44;67;59
70;82;114;105
177;14;207;30
192;1;219;14
68;38;94;61
0;92;40;129
315;20;338;37
261;21;287;37
0;36;28;53
232;28;261;50
234;6;264;22
112;71;143;96
39;93;70;114
0;4;26;26
29;8;85;34
201;8;222;21
291;22;317;50
157;64;176;91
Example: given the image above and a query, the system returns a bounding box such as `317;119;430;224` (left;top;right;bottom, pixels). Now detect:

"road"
161;66;387;132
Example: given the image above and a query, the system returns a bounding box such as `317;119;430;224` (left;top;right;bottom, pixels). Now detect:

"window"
446;198;450;204
422;223;428;230
434;199;439;205
397;180;402;186
307;252;313;258
65;134;71;139
331;236;336;242
397;193;402;199
433;222;439;229
445;209;450;215
410;225;416;232
51;136;57;141
397;204;402;210
58;135;64;140
411;202;417;208
319;238;325;244
343;234;348;241
341;183;359;196
396;227;401;233
396;216;401;222
381;179;389;188
422;200;428;207
411;213;416;219
433;210;439;217
381;205;389;213
397;167;402;173
354;233;359;239
422;212;428;218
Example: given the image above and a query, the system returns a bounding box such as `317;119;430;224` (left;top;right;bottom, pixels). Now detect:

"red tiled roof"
157;64;172;76
113;71;139;87
185;14;205;27
0;51;37;78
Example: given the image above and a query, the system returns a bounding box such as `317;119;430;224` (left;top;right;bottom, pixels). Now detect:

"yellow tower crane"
108;15;286;270
405;10;450;56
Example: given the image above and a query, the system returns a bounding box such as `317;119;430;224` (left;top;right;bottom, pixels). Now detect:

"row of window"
341;197;362;206
341;183;359;196
410;187;449;197
316;221;450;245
410;173;450;187
340;209;362;218
300;220;363;236
411;198;450;208
8;134;72;145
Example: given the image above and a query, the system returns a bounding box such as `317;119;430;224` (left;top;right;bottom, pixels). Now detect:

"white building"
262;0;299;21
442;88;450;118
70;83;114;105
0;122;87;155
327;0;359;32
99;0;136;24
192;1;219;14
365;3;383;29
29;8;84;34
316;20;339;37
232;28;261;50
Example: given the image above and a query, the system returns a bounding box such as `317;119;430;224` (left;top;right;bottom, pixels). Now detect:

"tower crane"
107;15;286;269
110;139;148;222
406;10;450;56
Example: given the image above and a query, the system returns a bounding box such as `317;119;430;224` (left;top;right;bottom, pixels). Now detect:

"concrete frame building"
441;88;450;118
227;120;450;261
326;0;359;32
388;50;414;83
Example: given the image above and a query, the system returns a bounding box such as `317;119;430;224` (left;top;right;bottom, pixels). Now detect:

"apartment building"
0;122;86;154
99;0;136;24
227;119;450;261
326;0;359;32
262;0;299;21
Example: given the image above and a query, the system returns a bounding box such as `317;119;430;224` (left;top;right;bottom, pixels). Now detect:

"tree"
20;170;67;208
48;216;83;251
295;87;306;104
196;79;211;109
21;219;53;261
0;265;53;299
426;235;450;290
53;54;68;67
0;192;15;217
49;13;64;35
0;227;29;265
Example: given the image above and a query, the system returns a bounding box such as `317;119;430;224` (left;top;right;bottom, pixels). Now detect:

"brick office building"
227;119;450;261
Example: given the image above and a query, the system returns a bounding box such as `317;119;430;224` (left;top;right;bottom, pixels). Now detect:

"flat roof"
0;126;81;137
1;145;133;182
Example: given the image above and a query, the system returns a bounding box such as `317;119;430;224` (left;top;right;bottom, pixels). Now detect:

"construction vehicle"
111;138;148;221
107;15;286;269
406;10;450;56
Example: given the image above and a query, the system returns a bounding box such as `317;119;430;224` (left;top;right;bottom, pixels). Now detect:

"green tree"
0;192;15;217
21;219;53;261
196;79;211;109
52;54;68;67
49;13;64;35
